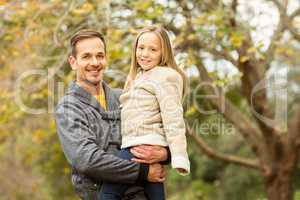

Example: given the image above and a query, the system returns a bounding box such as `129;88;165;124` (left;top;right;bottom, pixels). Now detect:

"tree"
1;0;300;199
148;0;300;199
108;0;300;199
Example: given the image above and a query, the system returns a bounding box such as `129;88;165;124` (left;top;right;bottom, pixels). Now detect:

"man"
55;29;169;199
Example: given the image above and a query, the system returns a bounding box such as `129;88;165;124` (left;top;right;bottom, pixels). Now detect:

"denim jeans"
99;148;165;200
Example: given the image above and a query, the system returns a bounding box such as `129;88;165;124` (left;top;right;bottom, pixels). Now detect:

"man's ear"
68;55;77;70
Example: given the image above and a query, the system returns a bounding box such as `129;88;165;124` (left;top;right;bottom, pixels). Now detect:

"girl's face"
136;32;162;71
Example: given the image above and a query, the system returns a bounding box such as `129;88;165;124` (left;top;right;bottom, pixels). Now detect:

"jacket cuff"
160;147;171;165
137;163;149;182
172;156;190;176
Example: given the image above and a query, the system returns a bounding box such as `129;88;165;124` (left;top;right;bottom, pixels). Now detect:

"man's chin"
85;78;102;86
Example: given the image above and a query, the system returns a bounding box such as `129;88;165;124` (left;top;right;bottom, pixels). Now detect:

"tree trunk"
265;168;294;200
264;138;298;200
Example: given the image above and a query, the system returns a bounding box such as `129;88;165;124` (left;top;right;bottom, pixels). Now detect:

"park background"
1;0;300;199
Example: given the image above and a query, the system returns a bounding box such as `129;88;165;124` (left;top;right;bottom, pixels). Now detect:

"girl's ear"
68;56;77;70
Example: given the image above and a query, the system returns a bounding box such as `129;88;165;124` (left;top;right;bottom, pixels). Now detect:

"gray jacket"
54;81;148;200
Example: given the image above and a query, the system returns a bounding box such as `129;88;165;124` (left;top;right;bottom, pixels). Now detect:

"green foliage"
221;165;265;200
29;118;74;198
1;0;299;199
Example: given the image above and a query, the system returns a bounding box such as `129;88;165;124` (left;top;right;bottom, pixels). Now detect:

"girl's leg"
144;182;165;200
100;182;129;200
99;148;134;200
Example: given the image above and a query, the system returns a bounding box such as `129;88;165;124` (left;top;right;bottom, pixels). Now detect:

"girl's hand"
130;145;167;164
176;168;188;174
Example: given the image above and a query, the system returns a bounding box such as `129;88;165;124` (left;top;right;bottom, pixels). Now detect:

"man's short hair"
70;29;106;57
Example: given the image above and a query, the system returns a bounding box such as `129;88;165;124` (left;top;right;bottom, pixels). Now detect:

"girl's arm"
154;68;190;175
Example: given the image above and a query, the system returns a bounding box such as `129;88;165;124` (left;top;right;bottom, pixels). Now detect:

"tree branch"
290;7;300;19
194;60;264;157
167;0;239;67
235;35;280;138
271;0;300;42
285;21;300;42
229;0;238;27
25;57;68;93
281;1;300;42
264;11;285;67
174;0;279;144
186;124;261;170
271;0;286;14
288;104;300;148
264;1;300;68
166;1;239;68
201;43;238;67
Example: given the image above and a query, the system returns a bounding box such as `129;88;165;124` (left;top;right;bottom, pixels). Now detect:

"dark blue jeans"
99;148;165;200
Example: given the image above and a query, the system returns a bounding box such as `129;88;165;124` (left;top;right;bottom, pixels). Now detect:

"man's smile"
86;67;102;74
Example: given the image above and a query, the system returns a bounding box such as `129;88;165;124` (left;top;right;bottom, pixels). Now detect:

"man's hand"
130;145;167;164
148;163;165;182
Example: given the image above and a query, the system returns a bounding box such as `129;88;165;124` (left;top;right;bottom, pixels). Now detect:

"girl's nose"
141;49;149;57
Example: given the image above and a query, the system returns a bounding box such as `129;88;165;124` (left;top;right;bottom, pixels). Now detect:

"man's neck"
76;80;103;96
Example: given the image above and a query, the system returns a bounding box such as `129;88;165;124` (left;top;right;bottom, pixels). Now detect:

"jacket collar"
66;81;120;120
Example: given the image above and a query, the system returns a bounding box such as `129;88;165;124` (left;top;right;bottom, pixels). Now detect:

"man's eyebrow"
80;52;91;56
79;51;105;56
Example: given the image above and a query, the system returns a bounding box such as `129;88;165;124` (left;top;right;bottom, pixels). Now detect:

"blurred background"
0;0;300;199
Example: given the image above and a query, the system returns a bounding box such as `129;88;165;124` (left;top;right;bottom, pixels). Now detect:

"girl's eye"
138;46;144;50
151;48;156;51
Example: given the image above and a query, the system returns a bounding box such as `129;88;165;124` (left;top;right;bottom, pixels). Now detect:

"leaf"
0;0;7;6
247;47;256;54
216;31;224;39
240;56;250;63
187;34;196;41
194;15;207;25
285;48;294;56
185;106;197;117
230;33;244;48
72;3;94;15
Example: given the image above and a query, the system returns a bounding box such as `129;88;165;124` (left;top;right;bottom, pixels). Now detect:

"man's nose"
91;56;98;65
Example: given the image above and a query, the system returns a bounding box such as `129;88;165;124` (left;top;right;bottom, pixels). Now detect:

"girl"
100;26;190;200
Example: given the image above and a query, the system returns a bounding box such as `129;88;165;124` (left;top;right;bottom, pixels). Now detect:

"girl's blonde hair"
125;26;187;96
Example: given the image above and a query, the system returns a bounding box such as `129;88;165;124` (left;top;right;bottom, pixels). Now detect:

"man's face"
69;37;107;85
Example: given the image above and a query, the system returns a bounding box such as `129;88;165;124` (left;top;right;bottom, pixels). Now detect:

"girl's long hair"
124;26;187;96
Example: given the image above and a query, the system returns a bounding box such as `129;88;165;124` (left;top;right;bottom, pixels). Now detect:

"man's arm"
54;102;148;184
130;145;171;164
